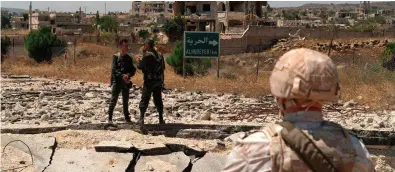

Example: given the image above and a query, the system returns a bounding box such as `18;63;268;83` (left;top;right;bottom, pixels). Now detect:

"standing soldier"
136;40;165;125
108;39;136;124
222;48;375;172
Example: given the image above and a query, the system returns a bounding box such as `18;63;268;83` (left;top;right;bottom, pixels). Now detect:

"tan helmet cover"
269;48;340;102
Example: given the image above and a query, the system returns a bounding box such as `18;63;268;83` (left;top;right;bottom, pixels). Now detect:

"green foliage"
368;16;387;25
23;13;29;21
138;29;150;40
328;10;336;17
166;41;211;76
152;33;159;43
101;32;115;45
1;14;10;29
301;11;307;16
380;42;395;65
1;36;11;62
283;11;300;20
100;16;118;32
161;15;185;42
24;27;67;63
95;11;101;26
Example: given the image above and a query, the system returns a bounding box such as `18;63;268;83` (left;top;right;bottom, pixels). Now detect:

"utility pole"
79;6;82;23
29;1;32;31
105;2;107;15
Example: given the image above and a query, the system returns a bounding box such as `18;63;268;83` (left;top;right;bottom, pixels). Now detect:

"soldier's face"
121;42;128;51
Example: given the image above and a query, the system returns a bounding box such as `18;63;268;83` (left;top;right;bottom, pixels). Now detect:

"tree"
166;41;211;76
328;10;336;17
1;14;10;29
283;11;300;20
24;27;67;63
95;11;101;26
161;15;185;42
380;42;395;71
138;29;150;40
301;11;307;16
267;4;273;13
23;13;29;21
100;16;118;32
1;36;11;62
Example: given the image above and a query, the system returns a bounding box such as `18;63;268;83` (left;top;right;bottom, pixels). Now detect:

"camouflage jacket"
137;50;165;82
221;111;375;172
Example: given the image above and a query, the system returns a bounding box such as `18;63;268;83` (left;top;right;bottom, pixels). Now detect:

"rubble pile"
1;75;394;131
271;38;392;52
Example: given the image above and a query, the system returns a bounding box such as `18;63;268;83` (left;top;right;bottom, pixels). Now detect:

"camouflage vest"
260;122;369;172
145;51;164;81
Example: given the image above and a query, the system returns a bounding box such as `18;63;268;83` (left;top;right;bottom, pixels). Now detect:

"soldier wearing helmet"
222;48;375;172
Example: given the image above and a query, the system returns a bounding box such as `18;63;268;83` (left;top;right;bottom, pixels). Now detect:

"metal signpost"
183;31;220;78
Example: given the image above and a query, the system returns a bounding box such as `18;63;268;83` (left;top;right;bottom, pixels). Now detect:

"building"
277;19;303;27
173;1;218;32
29;10;92;34
130;1;173;17
11;16;29;29
217;1;267;33
29;12;50;30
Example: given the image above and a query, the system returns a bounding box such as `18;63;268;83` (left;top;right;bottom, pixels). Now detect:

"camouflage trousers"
108;84;130;121
139;80;163;116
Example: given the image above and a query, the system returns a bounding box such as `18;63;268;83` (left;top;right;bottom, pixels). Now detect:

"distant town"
1;1;394;39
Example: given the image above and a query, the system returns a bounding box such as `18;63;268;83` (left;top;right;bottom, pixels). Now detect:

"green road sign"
184;31;220;58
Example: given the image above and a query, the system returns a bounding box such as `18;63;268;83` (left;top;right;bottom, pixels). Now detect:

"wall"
220;26;395;55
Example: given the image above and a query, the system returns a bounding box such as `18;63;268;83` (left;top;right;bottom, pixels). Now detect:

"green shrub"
101;32;115;45
166;41;211;76
161;15;185;42
381;42;395;71
138;29;150;40
1;36;11;62
24;27;67;63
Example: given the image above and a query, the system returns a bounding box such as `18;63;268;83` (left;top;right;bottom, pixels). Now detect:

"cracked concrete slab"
44;149;133;172
94;141;134;153
134;152;190;172
1;135;56;172
191;153;227;172
133;142;172;155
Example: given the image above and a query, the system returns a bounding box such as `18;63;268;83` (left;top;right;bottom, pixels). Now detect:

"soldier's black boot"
158;110;165;124
108;113;113;124
138;108;145;126
124;113;131;123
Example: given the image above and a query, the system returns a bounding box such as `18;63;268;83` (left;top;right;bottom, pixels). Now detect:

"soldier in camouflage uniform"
222;48;375;172
108;39;136;124
136;40;165;125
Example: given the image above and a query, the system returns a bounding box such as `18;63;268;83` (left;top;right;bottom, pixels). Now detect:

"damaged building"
173;1;218;32
173;1;267;33
217;1;267;33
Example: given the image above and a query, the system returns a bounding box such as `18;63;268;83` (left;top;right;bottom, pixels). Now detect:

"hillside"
301;1;395;10
282;1;395;11
1;7;28;14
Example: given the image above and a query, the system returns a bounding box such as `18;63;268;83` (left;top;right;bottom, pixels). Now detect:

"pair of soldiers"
108;39;165;125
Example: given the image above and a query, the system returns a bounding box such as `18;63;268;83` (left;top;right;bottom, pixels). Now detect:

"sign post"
183;31;220;78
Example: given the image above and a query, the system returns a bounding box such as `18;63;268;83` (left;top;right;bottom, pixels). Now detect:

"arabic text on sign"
186;49;218;55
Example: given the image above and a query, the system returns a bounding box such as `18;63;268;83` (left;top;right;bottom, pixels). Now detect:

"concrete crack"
41;137;57;172
125;151;141;172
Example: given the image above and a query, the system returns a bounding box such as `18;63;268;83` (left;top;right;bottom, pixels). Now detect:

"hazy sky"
1;1;360;14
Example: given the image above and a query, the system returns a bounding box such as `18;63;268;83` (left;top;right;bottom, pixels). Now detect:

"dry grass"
2;29;29;35
2;42;395;110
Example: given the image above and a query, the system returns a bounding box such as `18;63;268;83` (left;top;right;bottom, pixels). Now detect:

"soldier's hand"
122;74;129;81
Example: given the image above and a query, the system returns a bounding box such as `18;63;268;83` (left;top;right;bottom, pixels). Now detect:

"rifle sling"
278;121;340;172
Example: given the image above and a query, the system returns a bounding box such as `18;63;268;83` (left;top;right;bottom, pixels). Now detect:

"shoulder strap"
278;121;340;172
114;53;120;62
